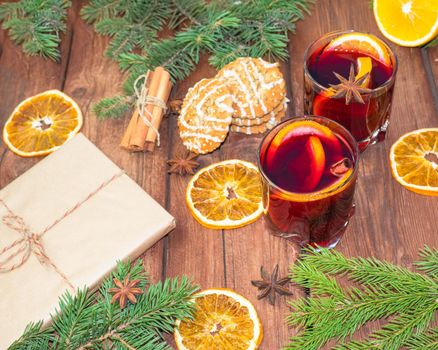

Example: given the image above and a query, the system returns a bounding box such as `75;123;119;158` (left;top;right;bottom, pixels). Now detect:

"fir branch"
93;95;133;119
10;260;199;350
82;0;170;60
405;327;438;350
80;0;126;24
81;0;313;119
416;245;438;277
424;36;438;48
168;0;208;28
8;322;53;350
0;0;71;61
286;247;438;350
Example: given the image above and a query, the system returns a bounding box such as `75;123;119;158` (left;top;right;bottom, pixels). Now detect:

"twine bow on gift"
133;71;168;147
0;170;125;290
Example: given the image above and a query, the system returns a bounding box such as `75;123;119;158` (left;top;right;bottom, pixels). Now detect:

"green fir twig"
286;246;438;350
0;0;71;61
424;36;438;48
9;260;198;350
81;0;314;119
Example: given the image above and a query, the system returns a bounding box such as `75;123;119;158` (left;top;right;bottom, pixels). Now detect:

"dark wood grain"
426;46;438;112
59;0;167;283
165;57;226;288
0;4;75;187
289;2;438;344
220;62;305;350
0;1;437;349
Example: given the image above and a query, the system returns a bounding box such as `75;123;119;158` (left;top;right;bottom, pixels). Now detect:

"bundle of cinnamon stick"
120;67;173;152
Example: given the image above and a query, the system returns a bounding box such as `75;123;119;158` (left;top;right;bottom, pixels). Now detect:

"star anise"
109;276;143;309
167;151;199;175
251;265;293;305
330;64;371;105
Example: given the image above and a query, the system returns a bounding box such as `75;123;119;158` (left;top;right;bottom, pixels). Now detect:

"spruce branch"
10;260;199;350
416;245;438;277
0;0;71;61
424;36;438;48
405;327;438;350
286;247;438;350
8;322;53;350
93;95;133;119
81;0;313;119
82;0;169;61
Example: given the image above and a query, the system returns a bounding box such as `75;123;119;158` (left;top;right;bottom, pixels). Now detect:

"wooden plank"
427;45;438;88
164;58;226;289
60;0;168;283
221;62;305;350
0;4;76;187
289;0;438;344
425;46;438;112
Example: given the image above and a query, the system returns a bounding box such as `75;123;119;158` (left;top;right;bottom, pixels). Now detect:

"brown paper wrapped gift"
0;133;175;348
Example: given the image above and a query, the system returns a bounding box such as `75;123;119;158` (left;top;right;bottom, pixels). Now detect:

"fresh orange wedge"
325;32;391;67
174;288;263;350
3;90;82;157
390;128;438;196
186;160;263;229
374;0;438;47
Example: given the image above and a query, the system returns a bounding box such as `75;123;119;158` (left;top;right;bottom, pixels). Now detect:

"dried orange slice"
174;288;263;350
325;32;391;66
374;0;438;47
390;128;438;196
186;160;263;229
3;90;83;157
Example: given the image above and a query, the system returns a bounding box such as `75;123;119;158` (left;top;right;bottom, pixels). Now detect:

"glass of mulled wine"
258;116;359;248
304;30;397;152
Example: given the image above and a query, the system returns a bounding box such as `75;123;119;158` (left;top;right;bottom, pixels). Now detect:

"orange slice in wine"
324;32;391;67
302;135;326;191
321;56;373;98
266;120;340;172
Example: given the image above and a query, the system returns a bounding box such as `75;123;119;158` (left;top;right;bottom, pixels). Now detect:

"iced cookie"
231;108;286;135
217;57;286;119
178;78;234;154
231;99;288;127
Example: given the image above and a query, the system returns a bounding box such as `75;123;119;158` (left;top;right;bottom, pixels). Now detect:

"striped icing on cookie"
217;57;286;119
178;78;234;154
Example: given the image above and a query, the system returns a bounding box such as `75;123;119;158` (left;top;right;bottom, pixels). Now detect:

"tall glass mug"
258;116;359;248
304;30;397;151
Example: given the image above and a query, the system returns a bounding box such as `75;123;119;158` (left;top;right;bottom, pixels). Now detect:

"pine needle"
10;260;199;349
286;247;438;350
0;0;71;61
81;0;313;119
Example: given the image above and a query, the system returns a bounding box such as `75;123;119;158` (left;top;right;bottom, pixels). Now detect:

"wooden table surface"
1;1;437;349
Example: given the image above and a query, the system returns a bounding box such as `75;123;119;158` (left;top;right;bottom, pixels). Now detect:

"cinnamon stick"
129;67;164;151
120;109;140;150
144;73;173;152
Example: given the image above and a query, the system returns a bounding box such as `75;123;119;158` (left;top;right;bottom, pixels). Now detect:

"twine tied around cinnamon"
134;71;168;147
0;170;125;290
